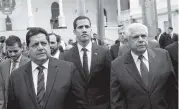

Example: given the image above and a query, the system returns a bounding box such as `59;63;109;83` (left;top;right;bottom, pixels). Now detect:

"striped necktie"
36;66;45;109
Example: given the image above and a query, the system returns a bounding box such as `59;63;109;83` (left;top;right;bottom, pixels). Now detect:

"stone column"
77;0;86;16
27;0;34;27
141;0;157;37
117;0;122;26
167;0;172;27
97;0;105;45
58;0;66;27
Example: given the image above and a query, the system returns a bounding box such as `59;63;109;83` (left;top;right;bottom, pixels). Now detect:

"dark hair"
168;27;173;30
6;35;22;47
26;27;49;47
48;33;61;43
115;40;120;44
0;36;6;43
157;28;161;32
73;16;91;29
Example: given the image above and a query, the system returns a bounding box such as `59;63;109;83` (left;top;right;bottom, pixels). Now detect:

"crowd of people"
0;16;178;109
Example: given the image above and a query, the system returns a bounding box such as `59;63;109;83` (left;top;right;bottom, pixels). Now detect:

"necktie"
11;60;18;71
138;55;149;87
82;48;89;76
37;66;45;109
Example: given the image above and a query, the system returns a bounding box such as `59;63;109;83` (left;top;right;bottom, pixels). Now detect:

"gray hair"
125;23;148;38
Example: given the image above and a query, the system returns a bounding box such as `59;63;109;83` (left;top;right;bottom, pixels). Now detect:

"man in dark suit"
159;27;178;48
7;28;77;109
110;27;127;60
0;35;30;109
110;23;178;109
155;28;162;42
60;16;112;109
165;42;178;79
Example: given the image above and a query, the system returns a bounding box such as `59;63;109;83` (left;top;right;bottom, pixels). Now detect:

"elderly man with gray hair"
110;23;178;109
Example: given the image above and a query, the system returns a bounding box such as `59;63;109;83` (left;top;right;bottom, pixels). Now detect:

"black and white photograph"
0;0;178;109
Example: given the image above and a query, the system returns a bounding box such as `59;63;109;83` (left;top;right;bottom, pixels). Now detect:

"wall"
0;0;118;44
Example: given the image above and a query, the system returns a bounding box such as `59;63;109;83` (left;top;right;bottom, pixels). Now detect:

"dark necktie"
82;48;89;76
11;60;18;71
138;55;149;87
37;66;45;109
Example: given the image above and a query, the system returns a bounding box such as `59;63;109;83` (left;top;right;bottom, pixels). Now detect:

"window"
50;2;59;29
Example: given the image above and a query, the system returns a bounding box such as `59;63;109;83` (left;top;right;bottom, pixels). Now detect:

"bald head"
126;23;149;55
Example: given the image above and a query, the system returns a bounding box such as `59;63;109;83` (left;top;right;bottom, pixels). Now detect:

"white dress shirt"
51;50;60;59
131;50;149;75
170;32;173;39
31;59;49;94
10;55;22;74
77;41;92;73
157;33;162;42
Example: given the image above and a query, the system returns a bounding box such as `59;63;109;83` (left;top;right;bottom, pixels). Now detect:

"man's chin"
11;57;18;61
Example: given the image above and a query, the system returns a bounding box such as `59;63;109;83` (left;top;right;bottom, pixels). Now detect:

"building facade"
0;0;178;44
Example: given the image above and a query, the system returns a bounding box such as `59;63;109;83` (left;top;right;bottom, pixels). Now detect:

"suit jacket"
165;42;178;79
110;43;120;60
159;33;178;49
7;57;77;109
60;43;112;109
110;48;178;109
0;55;30;109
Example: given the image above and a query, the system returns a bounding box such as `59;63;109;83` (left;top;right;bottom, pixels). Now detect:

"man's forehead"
7;45;21;50
130;27;147;34
76;19;90;26
30;34;47;41
49;35;56;40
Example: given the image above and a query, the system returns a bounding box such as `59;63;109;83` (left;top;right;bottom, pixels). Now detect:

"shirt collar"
52;50;60;59
131;50;148;63
31;59;49;71
77;41;92;52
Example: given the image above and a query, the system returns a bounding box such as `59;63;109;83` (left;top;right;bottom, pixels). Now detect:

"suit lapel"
147;49;158;92
72;46;88;82
19;56;24;66
43;58;58;107
89;44;99;80
124;52;149;92
24;62;39;108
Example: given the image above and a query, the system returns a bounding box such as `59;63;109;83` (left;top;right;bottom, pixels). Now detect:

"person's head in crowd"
26;27;51;65
0;36;6;43
125;23;148;56
73;16;92;47
91;33;98;43
118;26;128;44
157;28;162;36
0;36;6;51
68;39;74;45
6;35;22;61
168;27;173;34
49;33;61;56
93;33;97;39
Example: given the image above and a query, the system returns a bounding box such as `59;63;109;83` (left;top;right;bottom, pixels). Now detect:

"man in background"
110;26;126;60
0;35;30;109
49;33;63;59
159;27;178;48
